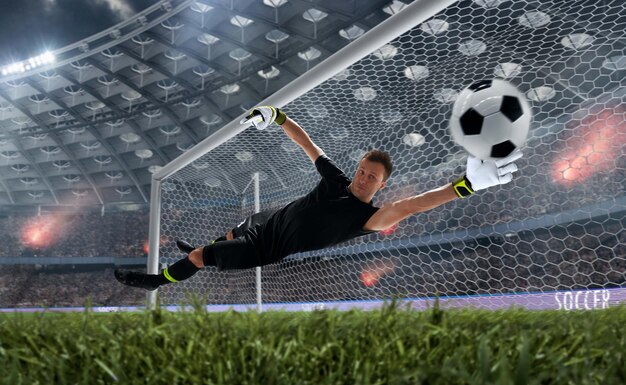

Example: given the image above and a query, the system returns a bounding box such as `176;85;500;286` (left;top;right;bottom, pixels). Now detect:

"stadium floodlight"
41;51;55;64
1;51;56;76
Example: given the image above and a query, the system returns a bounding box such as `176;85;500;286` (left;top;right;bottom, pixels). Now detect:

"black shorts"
202;237;259;270
202;225;283;270
231;210;276;238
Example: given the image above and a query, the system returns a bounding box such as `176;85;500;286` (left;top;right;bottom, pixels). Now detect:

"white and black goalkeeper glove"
239;106;287;130
452;149;523;198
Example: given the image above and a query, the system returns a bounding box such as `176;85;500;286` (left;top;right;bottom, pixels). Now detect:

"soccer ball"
449;79;531;160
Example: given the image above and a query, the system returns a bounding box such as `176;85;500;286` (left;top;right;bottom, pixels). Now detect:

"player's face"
350;158;387;201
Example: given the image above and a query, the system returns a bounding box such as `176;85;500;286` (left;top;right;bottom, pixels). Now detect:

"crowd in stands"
0;210;150;307
2;215;619;308
0;149;623;308
211;217;625;304
0;210;149;258
0;266;144;308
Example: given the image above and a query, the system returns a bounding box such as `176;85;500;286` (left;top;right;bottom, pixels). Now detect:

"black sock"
157;257;201;285
214;236;227;243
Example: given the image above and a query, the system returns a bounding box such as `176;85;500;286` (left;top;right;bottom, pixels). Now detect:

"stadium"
0;0;624;383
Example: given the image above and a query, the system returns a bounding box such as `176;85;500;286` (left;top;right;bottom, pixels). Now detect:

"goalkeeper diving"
115;106;522;290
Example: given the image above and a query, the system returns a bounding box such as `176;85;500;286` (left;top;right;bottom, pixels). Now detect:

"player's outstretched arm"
363;184;458;231
279;116;324;163
363;150;523;232
240;106;323;163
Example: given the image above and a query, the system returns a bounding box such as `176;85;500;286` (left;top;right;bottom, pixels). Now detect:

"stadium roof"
0;0;623;212
0;0;399;209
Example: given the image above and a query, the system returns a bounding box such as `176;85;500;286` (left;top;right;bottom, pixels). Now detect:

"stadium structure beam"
83;57;247;195
54;68;170;165
2;3;370;143
119;0;385;123
48;131;105;204
84;56;202;144
0;0;385;144
10;139;59;204
169;15;302;80
288;0;360;19
153;0;403;123
86;56;230;195
535;3;621;41
112;42;254;130
0;89;84;205
133;32;293;190
105;47;281;196
176;0;391;78
198;0;385;38
265;0;360;21
445;13;588;103
140;31;266;102
25;79;148;203
144;28;335;191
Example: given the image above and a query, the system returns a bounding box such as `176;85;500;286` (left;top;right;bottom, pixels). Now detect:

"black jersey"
257;154;379;262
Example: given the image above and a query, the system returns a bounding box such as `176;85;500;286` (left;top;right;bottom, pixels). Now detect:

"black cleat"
114;269;159;291
176;239;195;254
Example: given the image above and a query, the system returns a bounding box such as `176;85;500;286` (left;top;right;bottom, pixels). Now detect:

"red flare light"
552;106;625;187
143;235;167;255
21;215;69;248
360;259;397;287
360;271;378;287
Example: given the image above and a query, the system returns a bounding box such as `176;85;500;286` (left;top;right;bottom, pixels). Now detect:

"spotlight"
42;51;56;64
0;51;57;77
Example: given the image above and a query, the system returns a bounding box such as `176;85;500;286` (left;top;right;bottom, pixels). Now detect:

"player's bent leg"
159;254;201;285
117;237;264;290
188;247;205;268
115;251;203;290
202;236;265;271
202;245;218;267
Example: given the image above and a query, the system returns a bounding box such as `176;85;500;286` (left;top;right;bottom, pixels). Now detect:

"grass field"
1;301;625;384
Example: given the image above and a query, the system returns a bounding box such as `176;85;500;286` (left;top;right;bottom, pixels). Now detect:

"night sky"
0;0;155;65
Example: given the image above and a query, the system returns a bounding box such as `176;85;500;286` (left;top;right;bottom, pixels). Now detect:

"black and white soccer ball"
449;79;532;160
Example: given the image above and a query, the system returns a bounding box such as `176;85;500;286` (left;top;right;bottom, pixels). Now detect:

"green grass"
1;302;625;384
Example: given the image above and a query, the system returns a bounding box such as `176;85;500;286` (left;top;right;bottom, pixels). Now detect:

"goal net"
151;0;626;310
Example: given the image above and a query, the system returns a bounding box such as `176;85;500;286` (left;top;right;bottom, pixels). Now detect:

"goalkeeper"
115;106;522;290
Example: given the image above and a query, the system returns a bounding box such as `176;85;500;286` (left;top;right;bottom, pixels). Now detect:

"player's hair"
361;150;393;181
